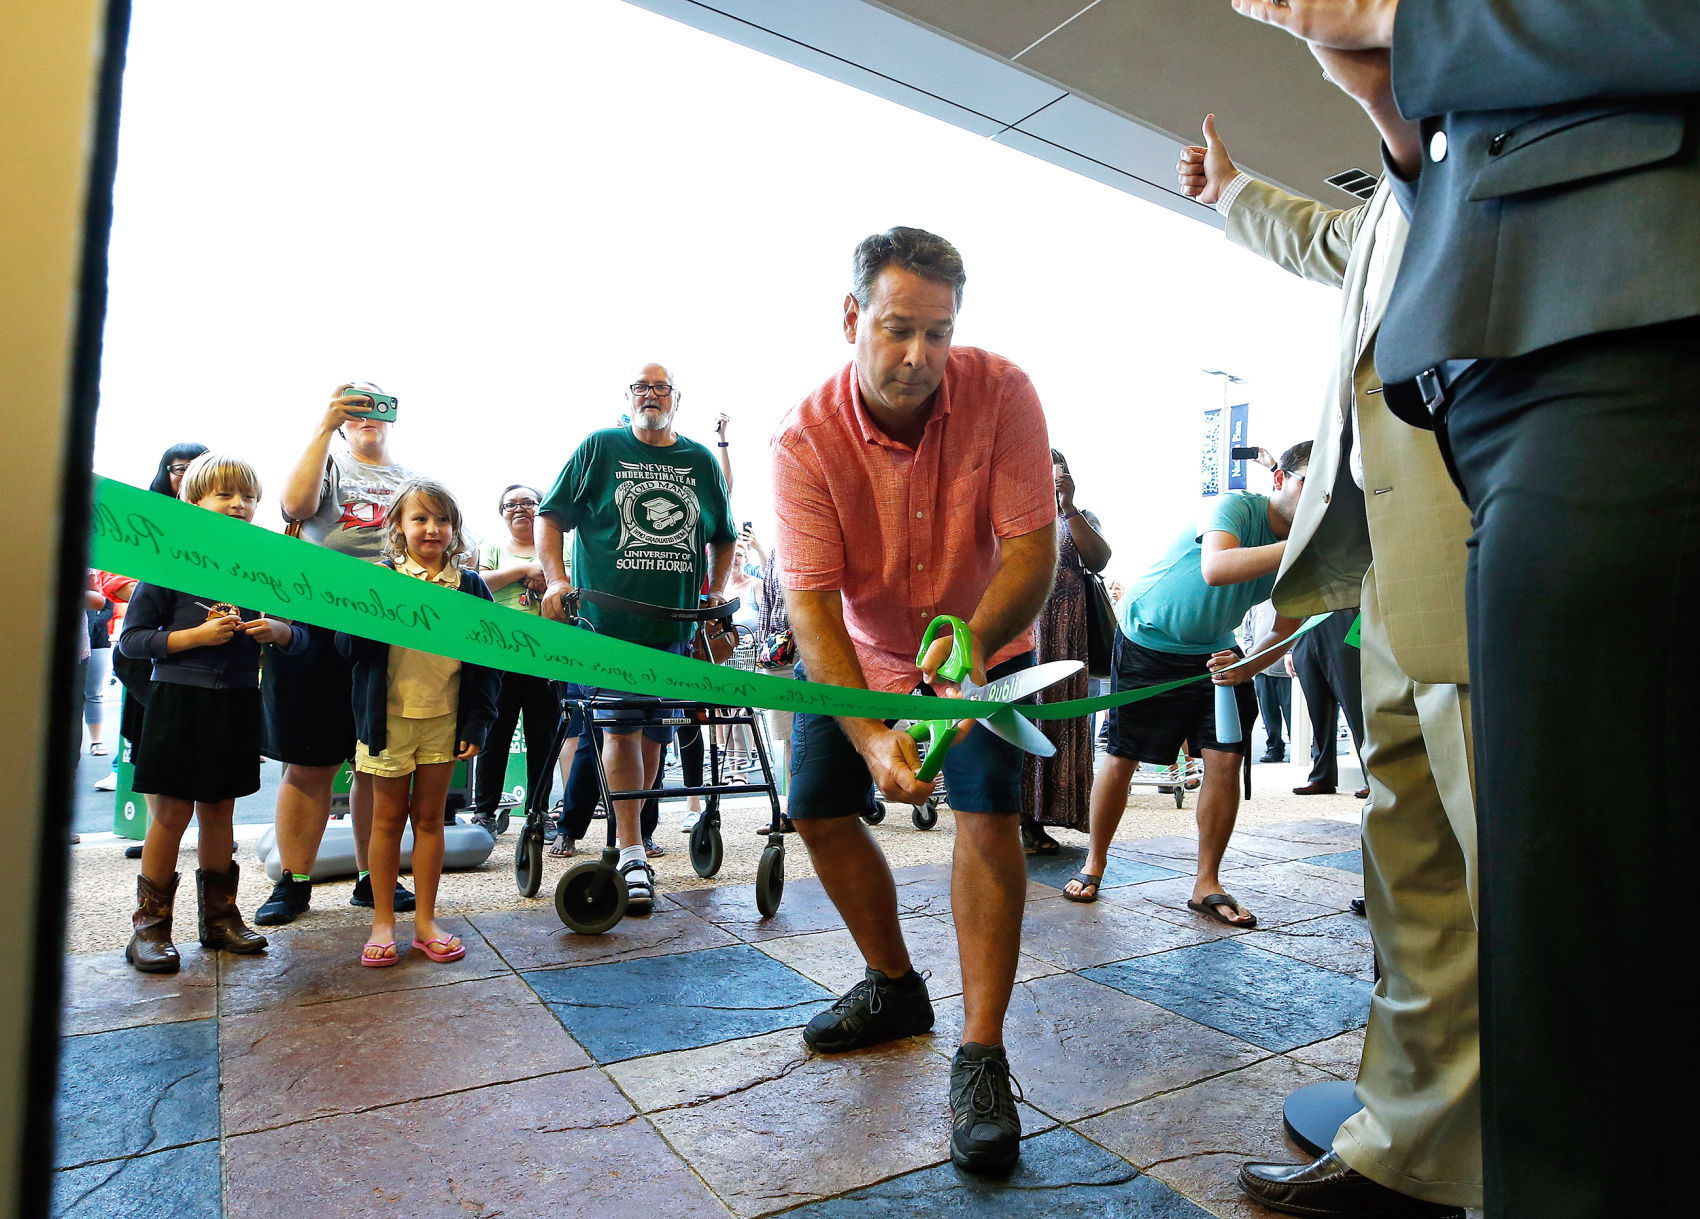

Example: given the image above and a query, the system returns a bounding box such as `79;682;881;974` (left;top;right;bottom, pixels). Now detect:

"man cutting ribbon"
772;227;1057;1174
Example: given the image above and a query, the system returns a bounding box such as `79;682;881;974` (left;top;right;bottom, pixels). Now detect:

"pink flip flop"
359;940;399;968
412;935;465;963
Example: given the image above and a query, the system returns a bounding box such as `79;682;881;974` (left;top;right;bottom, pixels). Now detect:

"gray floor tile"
522;942;831;1062
1084;939;1373;1051
56;1019;219;1169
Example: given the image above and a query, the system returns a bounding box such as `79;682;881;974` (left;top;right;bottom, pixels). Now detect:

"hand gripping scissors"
904;615;1084;781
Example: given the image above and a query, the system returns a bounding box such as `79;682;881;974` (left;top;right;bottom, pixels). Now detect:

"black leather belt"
566;588;738;622
1383;358;1477;430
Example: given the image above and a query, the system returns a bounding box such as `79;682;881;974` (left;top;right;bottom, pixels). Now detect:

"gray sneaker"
803;967;933;1053
949;1043;1022;1173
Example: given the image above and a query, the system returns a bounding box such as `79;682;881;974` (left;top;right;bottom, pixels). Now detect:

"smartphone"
1230;446;1260;460
349;388;398;423
741;520;753;535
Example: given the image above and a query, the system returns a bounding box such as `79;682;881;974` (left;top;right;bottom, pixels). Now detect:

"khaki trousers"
1333;564;1482;1207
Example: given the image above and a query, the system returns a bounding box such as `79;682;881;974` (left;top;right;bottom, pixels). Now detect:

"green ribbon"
88;476;1323;723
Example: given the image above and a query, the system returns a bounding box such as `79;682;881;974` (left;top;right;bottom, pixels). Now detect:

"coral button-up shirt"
772;347;1054;694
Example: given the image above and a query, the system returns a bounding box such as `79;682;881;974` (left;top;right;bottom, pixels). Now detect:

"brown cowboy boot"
197;860;268;954
126;872;181;973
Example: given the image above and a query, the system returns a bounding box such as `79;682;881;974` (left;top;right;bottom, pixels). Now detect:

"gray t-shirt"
299;451;413;561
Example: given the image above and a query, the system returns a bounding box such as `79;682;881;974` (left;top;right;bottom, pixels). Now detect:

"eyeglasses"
167;463;191;476
501;497;539;512
629;381;674;398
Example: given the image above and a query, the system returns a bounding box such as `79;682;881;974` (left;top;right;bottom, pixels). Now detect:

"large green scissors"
903;615;1084;781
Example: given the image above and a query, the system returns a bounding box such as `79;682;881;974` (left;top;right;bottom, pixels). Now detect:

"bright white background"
96;0;1342;584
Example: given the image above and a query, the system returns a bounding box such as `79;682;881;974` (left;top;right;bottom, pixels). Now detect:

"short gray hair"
850;227;966;308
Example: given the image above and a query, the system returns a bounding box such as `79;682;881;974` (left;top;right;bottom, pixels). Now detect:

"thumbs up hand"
1177;113;1239;206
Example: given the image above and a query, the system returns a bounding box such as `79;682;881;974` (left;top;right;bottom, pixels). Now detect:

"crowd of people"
76;1;1695;1209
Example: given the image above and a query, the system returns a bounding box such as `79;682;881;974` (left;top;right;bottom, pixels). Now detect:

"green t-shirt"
477;539;549;614
1117;492;1279;655
539;428;735;646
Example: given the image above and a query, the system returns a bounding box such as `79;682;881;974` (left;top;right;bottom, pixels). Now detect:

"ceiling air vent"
1325;168;1379;199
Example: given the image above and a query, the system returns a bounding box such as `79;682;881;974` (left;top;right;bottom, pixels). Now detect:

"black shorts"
1102;633;1258;764
787;652;1034;817
133;683;262;802
260;628;356;767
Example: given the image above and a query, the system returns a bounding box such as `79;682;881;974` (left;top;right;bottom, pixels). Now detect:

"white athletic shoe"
680;808;702;833
93;771;118;791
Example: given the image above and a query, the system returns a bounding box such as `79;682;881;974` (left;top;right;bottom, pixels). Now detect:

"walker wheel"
912;797;939;830
494;808;511;836
755;842;785;917
863;800;887;826
1173;784;1186;809
555;860;626;935
514;824;544;898
689;812;724;878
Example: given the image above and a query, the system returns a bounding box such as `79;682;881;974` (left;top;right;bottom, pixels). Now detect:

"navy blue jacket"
333;564;501;755
117;583;310;688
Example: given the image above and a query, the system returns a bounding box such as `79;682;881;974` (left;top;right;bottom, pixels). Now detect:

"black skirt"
132;683;262;802
113;651;154;744
260;628;356;766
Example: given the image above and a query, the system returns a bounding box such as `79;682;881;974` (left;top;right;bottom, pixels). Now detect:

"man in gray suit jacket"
1181;89;1478;1217
1235;2;1700;1214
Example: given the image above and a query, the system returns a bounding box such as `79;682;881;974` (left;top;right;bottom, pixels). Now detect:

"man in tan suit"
1178;57;1480;1219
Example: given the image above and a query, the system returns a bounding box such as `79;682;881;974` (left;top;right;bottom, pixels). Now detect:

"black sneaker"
349;875;416;912
254;876;312;926
950;1043;1022;1173
469;811;500;836
803;967;933;1053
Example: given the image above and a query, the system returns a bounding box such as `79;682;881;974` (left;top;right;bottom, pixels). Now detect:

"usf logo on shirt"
614;463;701;554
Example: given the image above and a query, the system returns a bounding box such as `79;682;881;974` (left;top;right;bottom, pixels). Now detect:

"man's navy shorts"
565;641;692;745
1103;631;1257;763
787;652;1035;818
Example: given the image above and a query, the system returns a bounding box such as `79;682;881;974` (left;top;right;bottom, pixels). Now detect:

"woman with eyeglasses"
253;382;416;927
469;484;562;836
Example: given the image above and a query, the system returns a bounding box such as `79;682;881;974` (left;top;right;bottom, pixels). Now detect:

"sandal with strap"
412;934;466;963
359;940;399;968
548;833;576;859
1021;820;1061;855
1062;871;1102;904
619;858;655;913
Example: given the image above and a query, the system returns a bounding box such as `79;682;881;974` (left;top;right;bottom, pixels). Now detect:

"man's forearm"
705;541;733;598
1200;540;1285;587
535;515;569;586
1240;616;1306;677
787;589;884;750
967;523;1057;660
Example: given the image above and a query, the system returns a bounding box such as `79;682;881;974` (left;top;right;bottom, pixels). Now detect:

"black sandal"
1062;871;1101;903
1021;820;1061;855
620;859;655;912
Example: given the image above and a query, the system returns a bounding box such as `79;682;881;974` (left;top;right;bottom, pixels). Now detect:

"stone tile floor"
53;818;1391;1218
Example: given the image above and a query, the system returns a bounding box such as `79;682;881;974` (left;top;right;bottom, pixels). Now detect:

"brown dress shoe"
1292;781;1337;795
126;872;181;973
1354;786;1371;800
197;860;268;954
1239;1151;1465;1218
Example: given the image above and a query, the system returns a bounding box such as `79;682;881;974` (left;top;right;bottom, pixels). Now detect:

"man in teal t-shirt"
1063;443;1311;930
537;362;735;910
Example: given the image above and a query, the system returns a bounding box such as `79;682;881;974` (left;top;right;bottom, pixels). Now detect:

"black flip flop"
1187;892;1257;927
1062;871;1102;903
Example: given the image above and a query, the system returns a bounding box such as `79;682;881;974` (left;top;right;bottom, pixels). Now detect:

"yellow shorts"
354;712;458;778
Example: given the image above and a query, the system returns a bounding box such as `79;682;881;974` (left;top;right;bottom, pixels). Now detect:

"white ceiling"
621;0;1384;226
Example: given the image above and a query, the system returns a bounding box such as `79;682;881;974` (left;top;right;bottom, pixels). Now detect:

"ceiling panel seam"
677;0;1026;128
994;93;1071;138
1006;122;1203;206
1011;0;1108;62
